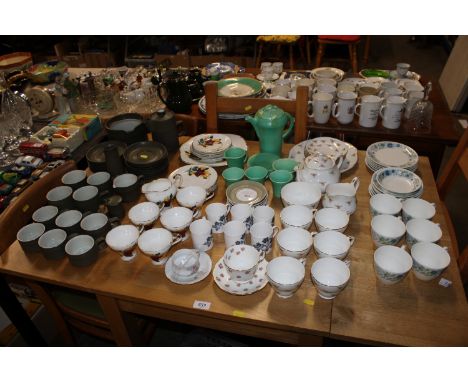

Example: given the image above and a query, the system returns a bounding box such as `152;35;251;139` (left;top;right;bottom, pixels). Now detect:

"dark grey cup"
61;170;88;190
55;210;85;235
32;205;59;231
65;235;106;267
38;228;68;260
47;186;74;211
73;185;100;213
80;212;119;238
87;171;112;194
113;173;143;203
17;223;46;254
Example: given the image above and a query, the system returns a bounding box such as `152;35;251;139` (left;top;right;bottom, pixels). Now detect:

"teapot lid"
304;153;335;170
256;104;286;120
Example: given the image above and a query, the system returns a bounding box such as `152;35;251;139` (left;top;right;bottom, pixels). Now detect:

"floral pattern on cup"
374;263;408;284
253;236;273;253
212;214;227;232
371;229;402;246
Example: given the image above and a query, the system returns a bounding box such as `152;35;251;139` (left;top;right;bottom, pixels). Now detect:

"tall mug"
354;95;383;128
309;92;333;124
332;91;357;125
380;96;406;129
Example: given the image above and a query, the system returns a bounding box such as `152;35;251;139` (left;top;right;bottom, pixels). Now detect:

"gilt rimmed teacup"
280;205;316;230
311;257;350;299
312;230;355;260
160;206;195;241
369;193;402;217
402;198;436;223
406;218;441;247
176;186;214;218
137;227;183;265
267;256;305;299
315;207;349;233
374;245;412;285
371;214;406;247
223;244;260;282
128;201;160;231
411;242;451;281
106;224;140;262
276;227;313;263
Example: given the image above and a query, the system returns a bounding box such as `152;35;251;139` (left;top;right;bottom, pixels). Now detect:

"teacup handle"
400;244;407;251
225;204;231;214
348;235;355;246
108;216;120;227
354;102;361;117
205;191;215;201
95;236;107;251
192;208;201;219
137;175;145;185
350;177;360;192
332;101;340;118
334;156;344;171
171;233;183;247
310;231;318;240
379;104;387;119
310;208;318;219
272;226;279;238
173;174;183;188
308;100;314;118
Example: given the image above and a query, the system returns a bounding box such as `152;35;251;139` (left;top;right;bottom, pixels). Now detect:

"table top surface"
1;137;467;346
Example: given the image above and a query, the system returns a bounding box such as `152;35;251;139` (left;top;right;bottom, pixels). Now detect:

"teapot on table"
153;68;193;114
297;153;343;193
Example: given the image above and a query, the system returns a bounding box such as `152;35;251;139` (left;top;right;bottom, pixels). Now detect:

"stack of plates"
369;167;423;199
188;134;232;164
226;180;268;207
366;141;418;173
124;141;169;180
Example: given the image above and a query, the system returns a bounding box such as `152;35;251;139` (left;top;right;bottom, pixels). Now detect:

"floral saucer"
165;252;212;285
213;258;269;295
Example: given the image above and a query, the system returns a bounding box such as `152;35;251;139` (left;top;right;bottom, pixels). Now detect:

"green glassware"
222;167;245;186
245;166;268;184
224;147;247;168
247;152;279;171
269;170;293;198
272;158;299;173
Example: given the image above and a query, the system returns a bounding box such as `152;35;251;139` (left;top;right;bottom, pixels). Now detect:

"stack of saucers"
366;141;418;173
189;133;232;164
369;167;423;200
226;180;268;207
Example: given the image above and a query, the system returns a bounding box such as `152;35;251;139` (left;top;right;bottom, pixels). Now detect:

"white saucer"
256;73;279;82
165;252;212;285
213;258;269;295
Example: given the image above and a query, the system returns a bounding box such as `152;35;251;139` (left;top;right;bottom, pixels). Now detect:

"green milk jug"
245;104;295;157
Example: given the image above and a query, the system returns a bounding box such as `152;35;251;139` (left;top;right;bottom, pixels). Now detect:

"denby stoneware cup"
406;218;442;247
113;173;143;203
315;207;349;233
371;214;406;247
32;205;59;230
380;95;406;129
73;186;100;213
128;202;160;231
47;186;74;210
245;166;268;184
61;169;87;190
189;218;213;251
55;209;83;234
224;147;247;169
332;91;357;125
223;244;260;282
250;221;279;256
87;171;112;194
160;206;195;241
396;62;411;77
402;198;436;223
311;257;350;299
230;203;253;232
170;249;200;278
267;256;305;299
369;193;402;217
312;230;355;260
65;234;106;267
276;227;313;263
137;228;183;265
38;228;68;260
253;205;275;226
105;225;140;262
222;167;245;186
280;204;316;230
411;242;451;281
205;202;230;233
309;92;334;124
354;95;383;128
176;186;214;218
269;170;293;198
374;245;412;285
17;223;46;254
223;220;247;248
80;212;119;238
280;181;321;209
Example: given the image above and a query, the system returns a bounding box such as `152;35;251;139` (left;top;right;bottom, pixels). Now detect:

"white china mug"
354;95;383;128
332;91;357;125
205;203;230;233
189;218;213;252
309;92;334;124
223;220;247;248
230;203;253;232
380;96;406;129
250;222;279;257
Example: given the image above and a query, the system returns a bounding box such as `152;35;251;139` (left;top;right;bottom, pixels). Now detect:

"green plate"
247;153;280;171
359;69;390;79
217;77;263;98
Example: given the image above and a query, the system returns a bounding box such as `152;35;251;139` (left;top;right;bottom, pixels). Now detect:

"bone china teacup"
223;244;260;282
312;230;355;260
176;186;214;218
267;256;305;299
160;206;195;241
311;257;350;299
138;228;183;265
276;227;313;263
374;245;412;285
371;214;406;247
411;242;451;281
105;225;140;262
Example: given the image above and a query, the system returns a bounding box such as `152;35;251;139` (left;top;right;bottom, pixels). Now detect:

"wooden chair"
204;81;309;143
437;127;468;284
255;35;304;70
316;35;361;73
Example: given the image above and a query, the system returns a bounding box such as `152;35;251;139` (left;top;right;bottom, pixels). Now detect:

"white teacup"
276;227;313;263
105;224;140;262
411;242;451;281
406;218;441;246
223;244;260;282
311;257;350;299
369;193;402;217
374;245;412;285
230;204;253;232
176;186;214;218
170;249;200;277
281;181;321;209
401;198;436;223
160;207;195;241
312;230;355;260
267;256;305;299
128;202;160;231
205;203;230;233
315;208;349;233
371;214;406;247
280;205;316;230
252;205;275;226
189;218;213;252
223;220;247;248
250;221;279;256
137;227;183;265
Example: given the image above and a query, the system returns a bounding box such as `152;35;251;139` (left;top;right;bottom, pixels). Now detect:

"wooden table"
1;137;467;346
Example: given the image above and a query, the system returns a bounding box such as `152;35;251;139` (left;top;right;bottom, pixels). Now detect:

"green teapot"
245;105;295;157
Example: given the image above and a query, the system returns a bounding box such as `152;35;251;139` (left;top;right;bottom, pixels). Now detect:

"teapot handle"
282;112;295;140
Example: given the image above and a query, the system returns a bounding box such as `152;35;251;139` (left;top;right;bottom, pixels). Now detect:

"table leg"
96;295;133;346
0;275;46;346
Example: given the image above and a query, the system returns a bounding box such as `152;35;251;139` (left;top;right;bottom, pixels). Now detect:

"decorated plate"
359;68;390;79
169;165;218;193
367;141;418;169
217;77;263;98
165;252;212;285
311;67;344;81
226;180;268;206
213;258;269;295
192;133;231;155
305;137;349;159
203;62;245;77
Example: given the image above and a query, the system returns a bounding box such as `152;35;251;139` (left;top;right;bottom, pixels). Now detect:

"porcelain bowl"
105;225;140;251
276;227;313;261
280;181;322;209
267;256;305;298
371;214;406;247
311;257;350;299
374;245;412;285
312;230;354;260
314;207;349;232
160;206;194;232
223;244;260;282
129;202;160;226
411;242;451;281
137;228;175;256
406;218;442;246
402;198;436;223
280;205;315;230
369;193;402;217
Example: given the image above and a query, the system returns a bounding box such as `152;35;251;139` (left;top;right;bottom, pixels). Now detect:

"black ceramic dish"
86;140;127;173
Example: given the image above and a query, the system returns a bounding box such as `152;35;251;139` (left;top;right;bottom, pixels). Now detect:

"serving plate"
366;141;418;169
169;165;218;193
311;67;344;81
217;77;263;98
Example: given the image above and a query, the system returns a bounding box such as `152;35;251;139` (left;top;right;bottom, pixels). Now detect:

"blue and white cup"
205;203;230;234
230;203;253;233
223;220;246;248
189;218;213;252
250;222;279;258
